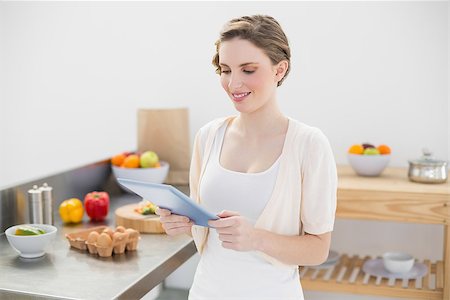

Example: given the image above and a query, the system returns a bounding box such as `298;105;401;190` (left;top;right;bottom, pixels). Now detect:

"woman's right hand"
155;207;194;236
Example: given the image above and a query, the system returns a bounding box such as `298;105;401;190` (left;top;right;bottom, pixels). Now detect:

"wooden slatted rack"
300;255;443;299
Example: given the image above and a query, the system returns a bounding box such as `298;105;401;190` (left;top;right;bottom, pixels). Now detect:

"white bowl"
5;224;57;258
112;161;170;191
382;252;415;273
347;154;390;177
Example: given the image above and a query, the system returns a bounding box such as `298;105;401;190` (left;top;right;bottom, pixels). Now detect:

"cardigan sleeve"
189;130;203;200
189;117;230;200
300;129;337;235
189;122;213;200
190;119;223;254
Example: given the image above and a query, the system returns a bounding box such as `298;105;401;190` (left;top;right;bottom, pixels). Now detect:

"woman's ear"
274;60;289;83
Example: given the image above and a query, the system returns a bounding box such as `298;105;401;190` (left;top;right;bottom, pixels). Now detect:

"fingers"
156;208;193;235
215;227;235;235
162;221;194;236
159;214;190;223
221;242;234;250
156;208;190;223
155;207;171;217
217;210;240;218
209;216;238;228
217;233;236;243
209;211;241;227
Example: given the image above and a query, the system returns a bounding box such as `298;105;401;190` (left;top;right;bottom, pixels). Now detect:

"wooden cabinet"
301;166;450;299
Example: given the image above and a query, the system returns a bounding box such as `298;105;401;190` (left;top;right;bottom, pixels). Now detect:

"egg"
115;226;126;233
102;228;114;238
87;231;99;244
113;231;129;243
97;232;113;248
125;228;139;239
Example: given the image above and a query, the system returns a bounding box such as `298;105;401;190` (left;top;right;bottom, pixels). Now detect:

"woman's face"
218;38;281;114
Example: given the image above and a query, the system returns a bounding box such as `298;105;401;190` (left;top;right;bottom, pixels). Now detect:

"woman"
156;15;337;299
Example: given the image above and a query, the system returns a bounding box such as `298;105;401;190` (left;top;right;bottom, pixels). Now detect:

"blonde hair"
212;15;291;87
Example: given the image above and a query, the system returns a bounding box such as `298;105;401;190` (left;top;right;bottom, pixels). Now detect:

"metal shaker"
40;183;54;225
27;185;43;224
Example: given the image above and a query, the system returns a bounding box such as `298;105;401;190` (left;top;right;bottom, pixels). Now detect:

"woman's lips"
231;92;251;102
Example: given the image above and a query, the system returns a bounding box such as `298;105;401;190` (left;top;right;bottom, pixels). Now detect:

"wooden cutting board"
115;204;165;234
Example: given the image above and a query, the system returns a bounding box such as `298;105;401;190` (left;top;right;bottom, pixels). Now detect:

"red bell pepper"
84;191;109;221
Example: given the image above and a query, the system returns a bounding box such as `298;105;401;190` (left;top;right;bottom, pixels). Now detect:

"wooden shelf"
324;166;450;299
300;254;443;300
336;166;450;225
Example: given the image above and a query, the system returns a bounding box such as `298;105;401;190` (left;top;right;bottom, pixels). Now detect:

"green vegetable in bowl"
15;225;45;236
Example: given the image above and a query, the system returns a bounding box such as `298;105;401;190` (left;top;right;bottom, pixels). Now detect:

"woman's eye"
221;70;231;74
243;70;255;74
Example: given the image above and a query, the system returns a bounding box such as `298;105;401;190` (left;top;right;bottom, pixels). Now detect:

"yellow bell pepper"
59;198;84;223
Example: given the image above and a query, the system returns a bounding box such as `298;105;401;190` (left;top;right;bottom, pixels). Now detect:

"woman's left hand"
208;210;259;252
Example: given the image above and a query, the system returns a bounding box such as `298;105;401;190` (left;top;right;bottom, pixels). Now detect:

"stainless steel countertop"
0;190;196;300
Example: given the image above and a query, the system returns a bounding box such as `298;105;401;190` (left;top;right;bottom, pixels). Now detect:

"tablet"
117;178;218;227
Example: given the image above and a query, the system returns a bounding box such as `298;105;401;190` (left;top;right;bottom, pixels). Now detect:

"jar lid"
408;149;447;167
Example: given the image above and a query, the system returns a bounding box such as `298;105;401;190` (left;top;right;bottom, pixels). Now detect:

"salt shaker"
40;183;54;225
27;185;43;224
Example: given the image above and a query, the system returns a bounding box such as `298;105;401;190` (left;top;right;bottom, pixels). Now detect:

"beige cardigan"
190;116;337;269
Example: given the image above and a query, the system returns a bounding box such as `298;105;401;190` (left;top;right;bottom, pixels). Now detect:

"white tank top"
189;123;303;300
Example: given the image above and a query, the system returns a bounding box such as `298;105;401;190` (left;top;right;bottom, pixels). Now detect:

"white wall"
1;1;448;188
1;2;448;300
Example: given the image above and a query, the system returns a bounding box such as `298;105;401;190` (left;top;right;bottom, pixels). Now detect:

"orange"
111;153;126;166
122;154;140;168
348;144;364;154
377;144;391;155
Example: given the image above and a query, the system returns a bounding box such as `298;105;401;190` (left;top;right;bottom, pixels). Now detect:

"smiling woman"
1;3;447;300
218;39;288;114
156;15;338;300
212;15;291;87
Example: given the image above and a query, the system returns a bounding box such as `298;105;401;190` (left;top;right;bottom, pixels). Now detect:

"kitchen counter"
0;190;196;300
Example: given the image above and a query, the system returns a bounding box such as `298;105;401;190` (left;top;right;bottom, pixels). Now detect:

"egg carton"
65;225;140;257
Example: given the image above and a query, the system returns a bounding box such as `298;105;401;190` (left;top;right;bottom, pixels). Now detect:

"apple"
363;148;380;155
140;151;159;168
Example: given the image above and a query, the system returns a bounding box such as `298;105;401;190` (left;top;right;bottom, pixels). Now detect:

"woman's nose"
228;74;243;89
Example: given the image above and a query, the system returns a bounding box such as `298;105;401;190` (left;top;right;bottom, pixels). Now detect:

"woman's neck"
234;100;288;138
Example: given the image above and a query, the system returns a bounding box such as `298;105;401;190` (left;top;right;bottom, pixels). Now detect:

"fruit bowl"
112;161;170;191
5;224;57;258
347;153;390;177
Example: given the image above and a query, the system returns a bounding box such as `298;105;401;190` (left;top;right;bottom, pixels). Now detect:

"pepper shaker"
40;183;54;225
27;185;43;224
